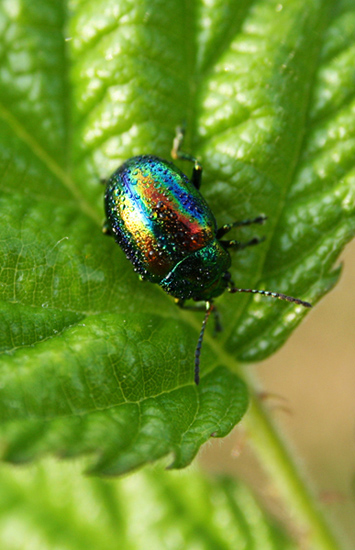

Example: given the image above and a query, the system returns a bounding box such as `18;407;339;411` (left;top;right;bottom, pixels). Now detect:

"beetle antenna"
195;301;214;385
229;287;312;308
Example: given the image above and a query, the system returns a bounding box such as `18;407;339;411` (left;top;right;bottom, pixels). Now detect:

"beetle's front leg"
171;125;202;190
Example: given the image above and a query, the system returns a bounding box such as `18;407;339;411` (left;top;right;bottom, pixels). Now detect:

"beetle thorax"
160;240;231;301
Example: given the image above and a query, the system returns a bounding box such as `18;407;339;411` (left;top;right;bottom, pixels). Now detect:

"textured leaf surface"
0;459;296;550
0;0;354;473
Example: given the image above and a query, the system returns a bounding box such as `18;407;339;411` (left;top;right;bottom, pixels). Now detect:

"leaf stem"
178;309;345;548
244;377;343;550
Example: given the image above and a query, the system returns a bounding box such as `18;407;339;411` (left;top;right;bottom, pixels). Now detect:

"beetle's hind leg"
217;215;267;239
101;176;112;234
211;305;223;335
102;220;113;236
171;125;202;190
220;236;266;250
218;215;267;251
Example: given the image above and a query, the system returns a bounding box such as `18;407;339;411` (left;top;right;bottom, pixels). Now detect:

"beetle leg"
220;236;266;250
216;215;267;239
211;305;223;335
190;162;202;190
171;125;202;189
175;298;205;311
102;221;112;236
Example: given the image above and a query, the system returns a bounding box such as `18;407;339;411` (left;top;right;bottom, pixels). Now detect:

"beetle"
103;127;311;384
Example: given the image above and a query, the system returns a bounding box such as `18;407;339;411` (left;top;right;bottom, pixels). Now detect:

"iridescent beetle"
103;128;311;384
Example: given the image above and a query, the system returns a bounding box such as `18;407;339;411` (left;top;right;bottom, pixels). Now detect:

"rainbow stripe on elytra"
105;156;216;280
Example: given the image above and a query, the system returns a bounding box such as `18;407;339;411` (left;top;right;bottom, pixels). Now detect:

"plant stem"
244;385;344;550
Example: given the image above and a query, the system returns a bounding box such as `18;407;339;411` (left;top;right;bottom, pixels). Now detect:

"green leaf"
0;459;297;550
0;0;354;475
